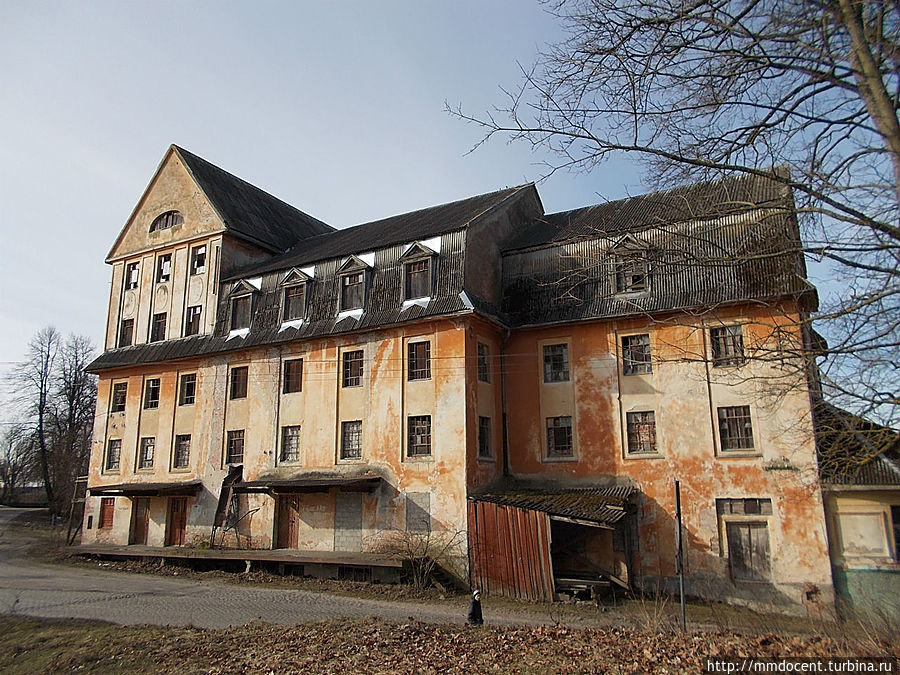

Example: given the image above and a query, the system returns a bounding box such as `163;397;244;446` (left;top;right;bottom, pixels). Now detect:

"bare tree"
0;424;37;505
9;328;96;515
451;0;899;426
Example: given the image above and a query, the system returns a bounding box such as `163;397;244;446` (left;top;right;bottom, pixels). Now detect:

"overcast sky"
0;1;648;417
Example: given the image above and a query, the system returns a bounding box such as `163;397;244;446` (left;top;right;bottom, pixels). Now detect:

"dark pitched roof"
174;146;334;252
504;171;791;252
815;402;900;487
225;184;533;279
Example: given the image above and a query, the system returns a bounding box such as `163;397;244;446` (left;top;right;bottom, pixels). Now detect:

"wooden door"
726;522;771;582
276;496;300;549
129;498;150;545
165;497;188;546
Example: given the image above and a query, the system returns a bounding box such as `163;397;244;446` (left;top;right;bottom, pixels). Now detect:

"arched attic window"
149;210;184;233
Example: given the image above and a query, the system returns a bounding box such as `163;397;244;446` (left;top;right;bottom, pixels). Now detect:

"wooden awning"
234;474;383;495
88;480;203;497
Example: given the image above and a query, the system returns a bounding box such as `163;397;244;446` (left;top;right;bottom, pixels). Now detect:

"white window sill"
401;297;431;311
279;319;304;332
227;328;250;341
336;308;364;321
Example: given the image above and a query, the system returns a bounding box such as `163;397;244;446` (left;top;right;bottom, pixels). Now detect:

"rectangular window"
340;420;363;460
404;259;430;299
626;411;657;455
725;521;771;582
143;378;160;409
138;437;155;470
111;382;127;413
282;285;306;321
543;343;570;382
407;415;432;457
229;366;248;400
280;425;301;463
408;341;431;380
184;305;202;336
125;262;140;290
477;343;490;382
546;416;573;457
478;416;492;458
283;358;303;394
173;434;191;469
717;405;754;451
711;325;746;367
230;295;252;330
99;498;114;529
150;312;167;342
178;373;196;406
190;245;206;275
615;256;649;293
342;350;364;387
226;430;245;464
156;253;171;283
622;334;652;375
341;272;364;310
105;439;121;472
118;319;134;348
717;498;773;516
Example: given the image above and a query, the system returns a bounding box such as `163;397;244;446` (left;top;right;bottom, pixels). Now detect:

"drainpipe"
500;327;511;477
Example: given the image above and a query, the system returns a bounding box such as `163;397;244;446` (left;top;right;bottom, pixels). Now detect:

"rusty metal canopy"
234;473;383;494
88;480;203;497
472;486;635;528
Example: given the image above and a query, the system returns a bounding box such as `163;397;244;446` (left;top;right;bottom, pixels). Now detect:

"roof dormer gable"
230;278;261;296
280;267;313;286
338;254;374;274
399;239;439;261
609;233;649;253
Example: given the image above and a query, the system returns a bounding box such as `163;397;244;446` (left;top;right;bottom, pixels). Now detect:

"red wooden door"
166;497;188;546
129;498;150;545
276;496;300;549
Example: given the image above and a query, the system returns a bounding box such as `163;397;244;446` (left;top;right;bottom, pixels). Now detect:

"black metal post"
675;479;686;631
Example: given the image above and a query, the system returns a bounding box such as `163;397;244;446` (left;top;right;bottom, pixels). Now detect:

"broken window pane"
341;272;364;310
717;406;754;451
711;325;746;367
543;343;570;382
280;425;301;463
546;416;573;457
138;437;155;470
226;430;244;464
622;334;652;375
229;366;248;400
173;434;191;469
626;411;657;454
408;341;431;380
407;415;432;457
150;312;167;343
342;350;364;387
105;439;121;472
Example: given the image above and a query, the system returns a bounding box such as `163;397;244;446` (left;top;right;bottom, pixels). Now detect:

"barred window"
340;420;363;460
407;415;432;457
283;358;303;394
230;366;248;400
105;439;121;472
283;285;306;321
341;272;364;310
178;373;196;406
138;437;155;470
280;425;301;463
626;411;657;454
342;350;364;387
543;343;570;382
226;430;245;465
717;406;755;451
477;343;490;382
546;416;573;457
478;416;492;458
622;334;652;375
111;382;127;413
404;259;430;299
173;434;191;469
143;378;160;409
711;326;746;367
408;341;431;380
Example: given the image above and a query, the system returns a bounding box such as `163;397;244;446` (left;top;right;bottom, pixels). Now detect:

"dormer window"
341;272;364;310
230;295;252;330
283;285;306;322
614;255;650;294
149;210;183;232
156;254;172;283
404;259;431;300
190;245;206;275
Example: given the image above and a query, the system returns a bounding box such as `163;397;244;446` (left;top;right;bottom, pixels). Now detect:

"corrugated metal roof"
175;146;334;252
815;402;900;487
88;480;203;496
473;486;636;527
225;185;532;278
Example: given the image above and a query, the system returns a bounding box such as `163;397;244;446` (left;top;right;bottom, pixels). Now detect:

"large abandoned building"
83;145;838;612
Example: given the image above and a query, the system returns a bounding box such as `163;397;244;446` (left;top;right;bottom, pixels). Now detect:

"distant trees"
5;327;96;515
452;0;899;427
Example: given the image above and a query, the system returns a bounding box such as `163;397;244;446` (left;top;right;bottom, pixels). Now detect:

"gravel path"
0;508;571;630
